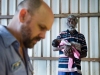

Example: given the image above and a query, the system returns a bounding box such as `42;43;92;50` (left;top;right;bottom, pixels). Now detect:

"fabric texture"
58;40;80;71
0;25;33;75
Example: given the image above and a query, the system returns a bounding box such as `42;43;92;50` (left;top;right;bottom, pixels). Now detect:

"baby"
52;39;80;70
52;39;74;57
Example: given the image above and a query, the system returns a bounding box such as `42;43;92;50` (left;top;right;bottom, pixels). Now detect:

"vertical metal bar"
50;0;52;58
0;0;1;24
16;0;17;10
78;0;80;32
7;0;9;25
59;0;61;32
50;0;52;74
69;0;71;13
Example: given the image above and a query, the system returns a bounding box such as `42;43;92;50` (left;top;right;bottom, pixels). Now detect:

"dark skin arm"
78;50;87;58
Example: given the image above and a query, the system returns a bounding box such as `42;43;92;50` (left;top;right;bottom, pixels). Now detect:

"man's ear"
19;9;27;23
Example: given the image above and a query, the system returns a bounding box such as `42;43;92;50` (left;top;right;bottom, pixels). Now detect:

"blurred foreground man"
0;0;54;75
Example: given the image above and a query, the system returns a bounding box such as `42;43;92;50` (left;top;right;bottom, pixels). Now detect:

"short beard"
21;25;41;48
21;25;32;48
68;26;75;31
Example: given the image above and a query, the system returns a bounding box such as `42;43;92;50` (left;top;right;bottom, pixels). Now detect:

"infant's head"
52;39;61;47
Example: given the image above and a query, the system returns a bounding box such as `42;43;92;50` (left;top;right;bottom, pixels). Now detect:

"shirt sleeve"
57;34;61;39
56;31;64;39
80;34;87;58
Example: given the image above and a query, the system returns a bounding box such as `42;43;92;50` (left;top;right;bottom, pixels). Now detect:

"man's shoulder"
60;30;68;34
0;28;7;48
0;36;6;60
0;35;6;50
77;32;85;37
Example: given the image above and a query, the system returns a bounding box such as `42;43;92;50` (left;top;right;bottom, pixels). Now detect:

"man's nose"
39;31;46;39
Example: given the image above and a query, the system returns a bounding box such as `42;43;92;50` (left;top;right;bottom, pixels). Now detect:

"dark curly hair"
52;39;61;47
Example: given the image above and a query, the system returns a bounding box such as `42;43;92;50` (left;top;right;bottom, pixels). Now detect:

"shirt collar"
0;25;30;61
0;25;17;47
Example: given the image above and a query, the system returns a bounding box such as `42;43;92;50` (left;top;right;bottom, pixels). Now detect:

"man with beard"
0;0;54;75
52;15;87;75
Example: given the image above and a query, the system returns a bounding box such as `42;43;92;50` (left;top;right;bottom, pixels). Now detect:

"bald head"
16;0;53;16
16;0;42;15
8;0;54;48
35;1;54;30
